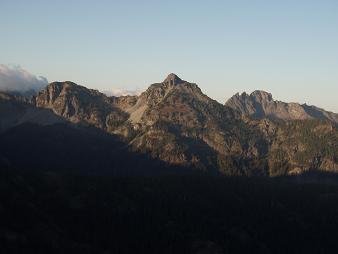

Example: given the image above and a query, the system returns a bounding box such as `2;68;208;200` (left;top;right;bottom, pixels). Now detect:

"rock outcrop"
226;90;338;124
35;81;128;130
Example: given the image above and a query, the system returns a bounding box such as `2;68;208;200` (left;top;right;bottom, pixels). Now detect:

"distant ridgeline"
0;73;337;176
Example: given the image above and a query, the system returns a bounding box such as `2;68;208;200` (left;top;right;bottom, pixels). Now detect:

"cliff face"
1;75;337;176
226;90;338;123
35;81;128;130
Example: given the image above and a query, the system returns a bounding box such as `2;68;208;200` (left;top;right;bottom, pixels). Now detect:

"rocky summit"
0;74;337;176
226;90;338;123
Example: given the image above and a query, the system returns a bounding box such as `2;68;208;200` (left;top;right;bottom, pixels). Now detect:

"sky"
1;0;338;112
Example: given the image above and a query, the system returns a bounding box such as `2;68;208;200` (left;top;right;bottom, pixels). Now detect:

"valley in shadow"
2;166;338;254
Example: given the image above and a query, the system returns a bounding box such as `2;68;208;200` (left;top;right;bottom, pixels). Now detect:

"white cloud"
0;64;48;93
103;87;142;97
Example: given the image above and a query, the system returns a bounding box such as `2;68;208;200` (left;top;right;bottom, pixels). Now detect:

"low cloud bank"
0;64;143;98
0;64;48;94
103;87;142;97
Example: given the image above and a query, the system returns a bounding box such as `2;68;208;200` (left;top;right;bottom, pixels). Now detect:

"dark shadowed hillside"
2;168;338;254
0;123;192;176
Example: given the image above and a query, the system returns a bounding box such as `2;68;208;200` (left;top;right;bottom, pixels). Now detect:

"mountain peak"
226;90;338;123
250;90;273;101
163;73;183;86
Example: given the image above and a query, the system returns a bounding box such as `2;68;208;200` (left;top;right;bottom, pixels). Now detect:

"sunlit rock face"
35;81;128;130
226;90;338;123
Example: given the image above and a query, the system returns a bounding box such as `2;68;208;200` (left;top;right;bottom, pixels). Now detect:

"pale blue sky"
1;0;338;112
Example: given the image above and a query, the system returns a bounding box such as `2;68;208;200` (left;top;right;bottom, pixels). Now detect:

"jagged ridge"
226;90;338;123
0;74;337;176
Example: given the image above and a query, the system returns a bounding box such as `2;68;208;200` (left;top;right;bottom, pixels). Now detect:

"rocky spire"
250;90;273;102
163;73;183;86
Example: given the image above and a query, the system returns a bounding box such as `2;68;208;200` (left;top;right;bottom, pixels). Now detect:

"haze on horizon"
1;0;337;112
